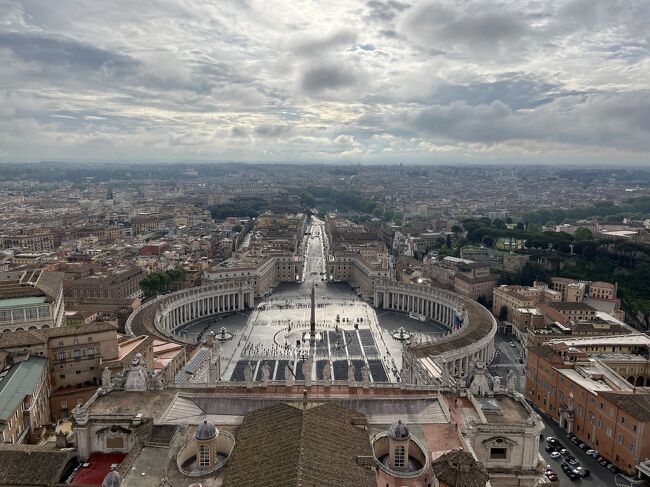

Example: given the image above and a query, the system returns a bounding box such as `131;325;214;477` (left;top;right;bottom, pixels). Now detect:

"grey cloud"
300;64;360;93
254;124;293;137
404;91;650;151
291;29;358;57
365;0;410;22
0;31;136;71
398;1;531;55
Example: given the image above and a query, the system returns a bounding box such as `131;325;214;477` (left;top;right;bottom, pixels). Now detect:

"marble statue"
361;363;371;389
285;364;294;387
261;363;271;386
101;367;112;388
244;361;254;388
323;361;332;387
348;362;356;387
506;369;515;392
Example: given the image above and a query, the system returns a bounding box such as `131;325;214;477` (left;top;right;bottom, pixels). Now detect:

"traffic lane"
494;334;522;364
540;419;617;486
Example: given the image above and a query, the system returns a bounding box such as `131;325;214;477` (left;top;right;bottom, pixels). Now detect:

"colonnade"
380;290;456;328
151;283;255;338
374;281;497;382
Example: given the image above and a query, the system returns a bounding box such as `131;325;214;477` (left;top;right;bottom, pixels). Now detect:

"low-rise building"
0;356;50;444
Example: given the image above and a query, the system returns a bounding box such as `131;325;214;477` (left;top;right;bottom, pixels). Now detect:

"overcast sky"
1;0;649;164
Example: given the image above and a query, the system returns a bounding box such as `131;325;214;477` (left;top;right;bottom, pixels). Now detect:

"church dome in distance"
195;419;218;440
388;419;410;440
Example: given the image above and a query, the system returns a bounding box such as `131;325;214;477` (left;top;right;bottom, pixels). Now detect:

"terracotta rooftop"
222;402;375;487
431;449;490;487
598;392;650;422
0;444;77;486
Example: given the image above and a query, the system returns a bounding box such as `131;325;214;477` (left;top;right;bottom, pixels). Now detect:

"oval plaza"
127;215;497;387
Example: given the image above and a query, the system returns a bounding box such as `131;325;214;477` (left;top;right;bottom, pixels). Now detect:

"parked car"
607;464;619;473
586;449;597;456
545;472;558;481
545;436;557;444
559;448;568;455
545;445;555;452
599;458;609;466
566;471;579;481
578;442;588;450
550;451;561;459
568;458;579;466
561;463;572;472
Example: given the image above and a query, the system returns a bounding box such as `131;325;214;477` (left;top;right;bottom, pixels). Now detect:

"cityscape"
2;2;650;487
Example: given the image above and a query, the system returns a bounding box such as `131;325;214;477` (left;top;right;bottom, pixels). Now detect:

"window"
618;434;624;445
621;416;626;424
394;445;406;468
199;445;210;467
490;447;508;460
61;401;68;409
57;350;65;361
607;427;613;437
633;424;638;433
630;443;637;454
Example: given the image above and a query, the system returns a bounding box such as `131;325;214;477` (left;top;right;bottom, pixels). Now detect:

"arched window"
199;444;210;467
394;445;405;468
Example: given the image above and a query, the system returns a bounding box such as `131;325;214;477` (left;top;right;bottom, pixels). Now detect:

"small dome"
388;420;410;440
102;469;123;487
195;419;218;440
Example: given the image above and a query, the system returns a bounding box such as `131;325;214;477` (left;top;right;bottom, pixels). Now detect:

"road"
537;411;619;486
302;217;327;284
488;333;526;393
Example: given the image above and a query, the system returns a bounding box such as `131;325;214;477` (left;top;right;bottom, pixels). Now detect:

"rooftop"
222;402;375;487
0;296;47;308
0;356;48;422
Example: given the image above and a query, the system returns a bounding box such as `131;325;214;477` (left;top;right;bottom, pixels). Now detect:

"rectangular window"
618;434;624;445
199;445;210;467
394;445;406;467
490;448;508;460
607;427;613;437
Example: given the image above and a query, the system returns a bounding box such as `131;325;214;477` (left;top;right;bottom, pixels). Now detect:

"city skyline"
1;0;650;164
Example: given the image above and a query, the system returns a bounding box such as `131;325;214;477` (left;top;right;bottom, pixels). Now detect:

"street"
488;332;526;393
537;412;619;486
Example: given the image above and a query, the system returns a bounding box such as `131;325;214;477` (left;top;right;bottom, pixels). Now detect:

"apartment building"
492;282;561;323
0;356;50;444
527;335;650;474
0;322;119;420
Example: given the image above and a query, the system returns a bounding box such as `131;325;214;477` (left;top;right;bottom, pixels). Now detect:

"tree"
527;223;542;233
574;227;593;241
233;224;243;233
477;295;488;307
451;224;462;235
499;305;508;322
516;222;525;231
446;233;452;248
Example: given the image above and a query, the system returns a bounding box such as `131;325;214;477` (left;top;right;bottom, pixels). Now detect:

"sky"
1;0;649;164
